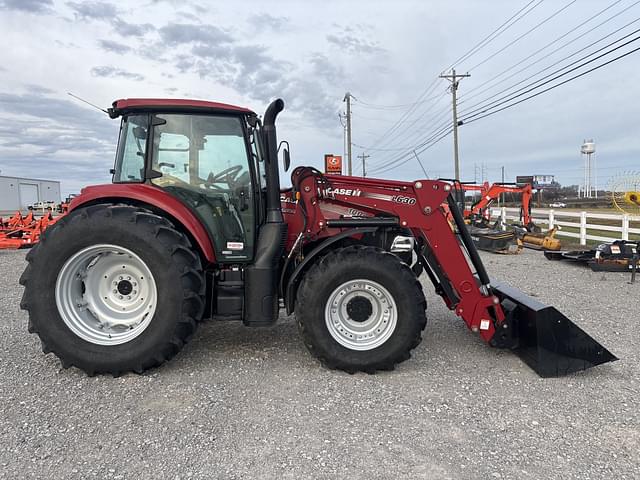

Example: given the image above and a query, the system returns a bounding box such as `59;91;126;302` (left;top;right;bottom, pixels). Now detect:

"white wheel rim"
55;244;157;346
324;279;398;351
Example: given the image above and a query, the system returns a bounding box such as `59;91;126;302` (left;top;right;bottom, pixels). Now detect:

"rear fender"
68;183;216;263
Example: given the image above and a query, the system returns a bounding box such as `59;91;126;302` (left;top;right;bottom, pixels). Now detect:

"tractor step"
492;281;617;377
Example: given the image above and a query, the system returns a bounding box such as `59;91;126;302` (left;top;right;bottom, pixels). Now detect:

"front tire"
19;204;205;376
295;246;427;373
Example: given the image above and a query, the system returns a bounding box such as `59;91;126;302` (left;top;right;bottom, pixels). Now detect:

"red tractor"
19;98;616;377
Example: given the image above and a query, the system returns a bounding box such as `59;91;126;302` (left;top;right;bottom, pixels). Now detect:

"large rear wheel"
20;204;205;376
295;246;427;373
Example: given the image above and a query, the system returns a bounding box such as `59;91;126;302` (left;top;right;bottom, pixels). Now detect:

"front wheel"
20;204;205;376
295;246;427;373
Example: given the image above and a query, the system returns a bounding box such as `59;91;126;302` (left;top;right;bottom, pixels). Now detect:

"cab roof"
109;98;255;118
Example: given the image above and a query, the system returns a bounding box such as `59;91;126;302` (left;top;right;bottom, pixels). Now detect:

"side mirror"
278;140;291;172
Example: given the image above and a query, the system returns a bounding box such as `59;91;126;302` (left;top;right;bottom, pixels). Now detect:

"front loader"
19;98;616;377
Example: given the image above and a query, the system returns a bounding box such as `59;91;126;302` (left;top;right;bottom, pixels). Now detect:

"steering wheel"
205;165;243;190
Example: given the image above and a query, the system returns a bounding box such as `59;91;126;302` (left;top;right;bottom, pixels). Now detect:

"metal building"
0;175;61;211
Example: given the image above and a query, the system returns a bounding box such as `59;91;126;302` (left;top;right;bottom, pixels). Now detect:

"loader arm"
288;167;616;376
290;167;504;343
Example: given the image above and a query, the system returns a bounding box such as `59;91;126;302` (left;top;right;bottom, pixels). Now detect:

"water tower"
580;139;596;198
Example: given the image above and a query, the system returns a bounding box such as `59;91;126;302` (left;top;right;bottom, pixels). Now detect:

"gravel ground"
0;248;638;479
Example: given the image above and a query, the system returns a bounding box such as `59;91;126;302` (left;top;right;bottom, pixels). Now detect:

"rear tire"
19;204;205;376
296;246;426;373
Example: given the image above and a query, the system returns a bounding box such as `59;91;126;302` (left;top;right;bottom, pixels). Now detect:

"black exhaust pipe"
262;98;285;223
244;99;288;326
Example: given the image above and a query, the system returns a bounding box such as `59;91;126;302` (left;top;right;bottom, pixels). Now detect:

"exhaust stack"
244;99;288;326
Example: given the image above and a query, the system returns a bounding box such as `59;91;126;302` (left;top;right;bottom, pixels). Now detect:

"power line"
368;124;452;173
351;111;400;123
364;112;452;170
446;0;544;71
352;93;446;110
362;92;450;156
369;128;453;175
462;42;640;124
354;2;542;165
466;0;579;72
368;1;575;178
364;77;441;150
461;0;640;102
362;94;451;162
460;32;640;121
368;119;454;174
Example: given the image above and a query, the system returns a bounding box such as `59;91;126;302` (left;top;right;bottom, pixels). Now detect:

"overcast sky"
0;0;638;195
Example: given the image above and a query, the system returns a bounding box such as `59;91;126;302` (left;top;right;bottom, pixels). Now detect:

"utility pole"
343;92;353;176
357;152;370;177
338;113;347;170
440;69;470;180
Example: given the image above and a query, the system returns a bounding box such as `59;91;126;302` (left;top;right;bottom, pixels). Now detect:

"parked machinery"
443;180;522;254
459;181;561;251
19;98;616;377
546;240;639;273
0;211;60;250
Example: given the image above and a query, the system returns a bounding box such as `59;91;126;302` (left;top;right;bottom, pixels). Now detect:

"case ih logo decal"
323;187;362;197
392;195;417;205
280;194;298;204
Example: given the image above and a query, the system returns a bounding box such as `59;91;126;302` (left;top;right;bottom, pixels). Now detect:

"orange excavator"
443;181;522;254
458;182;561;251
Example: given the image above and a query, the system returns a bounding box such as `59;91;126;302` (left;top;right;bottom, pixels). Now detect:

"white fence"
489;207;640;246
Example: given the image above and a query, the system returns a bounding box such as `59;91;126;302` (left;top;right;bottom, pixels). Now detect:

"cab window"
150;114;255;262
113;115;148;183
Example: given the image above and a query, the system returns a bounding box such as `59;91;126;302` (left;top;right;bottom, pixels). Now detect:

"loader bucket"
492;281;617;377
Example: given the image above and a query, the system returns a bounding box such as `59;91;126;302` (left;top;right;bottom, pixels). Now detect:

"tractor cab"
109;99;272;263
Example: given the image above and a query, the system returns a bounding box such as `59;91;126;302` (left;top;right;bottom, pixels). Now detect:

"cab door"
147;114;257;262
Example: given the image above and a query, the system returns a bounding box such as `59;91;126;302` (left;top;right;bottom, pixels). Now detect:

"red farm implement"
0;212;60;250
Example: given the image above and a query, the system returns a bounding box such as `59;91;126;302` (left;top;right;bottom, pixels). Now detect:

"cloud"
326;32;385;55
141;20;340;130
191;43;231;60
309;53;344;82
0;90;118;193
90;66;145;81
66;1;118;20
111;17;154;37
247;13;289;32
98;39;131;54
159;23;233;46
0;0;53;13
25;84;55;94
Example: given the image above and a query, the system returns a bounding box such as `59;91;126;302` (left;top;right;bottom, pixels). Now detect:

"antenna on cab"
67;92;109;115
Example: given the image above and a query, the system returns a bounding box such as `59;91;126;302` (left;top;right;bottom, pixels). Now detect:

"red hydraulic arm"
289;168;505;344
